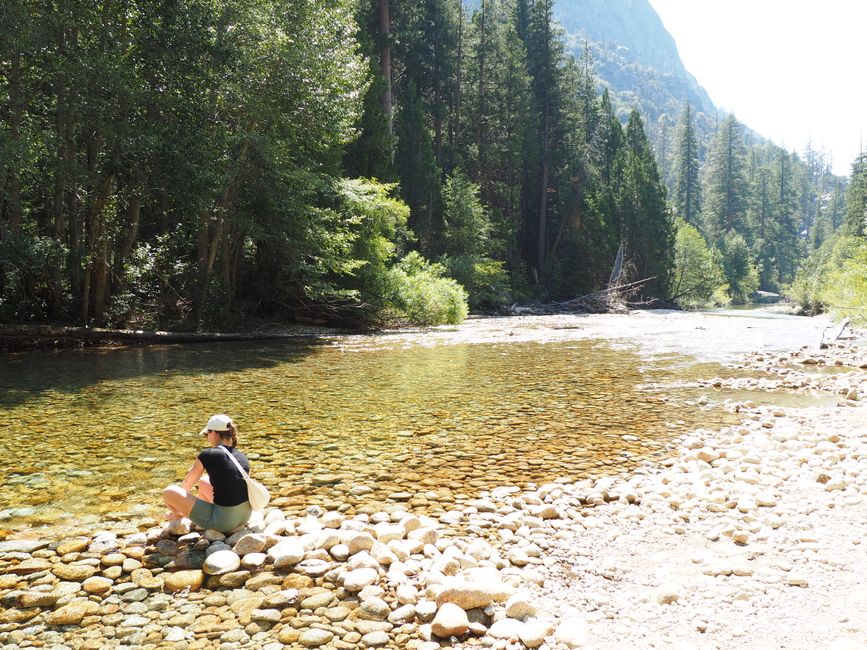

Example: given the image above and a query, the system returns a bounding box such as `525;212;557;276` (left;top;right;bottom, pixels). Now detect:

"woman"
162;414;252;533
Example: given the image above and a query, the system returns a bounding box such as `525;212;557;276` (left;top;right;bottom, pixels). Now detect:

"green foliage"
385;252;469;325
702;115;750;242
719;231;760;304
672;103;701;225
823;238;867;325
617;110;674;298
337;178;410;304
437;170;511;309
669;218;726;309
394;81;443;253
0;228;66;321
845;154;867;236
787;235;867;324
5;0;844;329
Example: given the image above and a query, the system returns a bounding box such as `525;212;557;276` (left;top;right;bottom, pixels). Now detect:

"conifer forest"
1;0;865;329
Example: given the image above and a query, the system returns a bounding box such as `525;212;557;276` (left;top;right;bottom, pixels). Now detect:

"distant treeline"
0;0;863;329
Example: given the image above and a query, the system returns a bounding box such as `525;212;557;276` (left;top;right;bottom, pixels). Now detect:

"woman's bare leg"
162;486;198;520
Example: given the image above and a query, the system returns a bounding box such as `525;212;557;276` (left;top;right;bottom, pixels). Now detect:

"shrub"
386;252;468;325
820;237;867;325
719;231;760;304
669;218;727;309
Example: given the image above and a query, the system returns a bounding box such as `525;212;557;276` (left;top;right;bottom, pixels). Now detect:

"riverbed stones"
233;533;267;555
82;575;113;594
9;558;52;574
2;336;864;649
435;581;497;610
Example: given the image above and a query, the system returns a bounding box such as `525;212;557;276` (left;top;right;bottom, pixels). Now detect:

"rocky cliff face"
556;0;715;122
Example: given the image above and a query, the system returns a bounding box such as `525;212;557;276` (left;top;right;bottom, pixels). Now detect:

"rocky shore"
0;338;864;649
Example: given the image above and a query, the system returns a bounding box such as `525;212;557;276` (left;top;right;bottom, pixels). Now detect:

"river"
0;308;836;537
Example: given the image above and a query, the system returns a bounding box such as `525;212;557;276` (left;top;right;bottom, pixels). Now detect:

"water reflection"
1;337;748;534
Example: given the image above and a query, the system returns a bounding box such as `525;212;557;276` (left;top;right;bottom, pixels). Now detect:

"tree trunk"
474;0;486;179
378;0;392;137
452;0;463;165
112;189;141;293
193;139;251;326
93;214;109;321
537;102;550;279
5;50;23;234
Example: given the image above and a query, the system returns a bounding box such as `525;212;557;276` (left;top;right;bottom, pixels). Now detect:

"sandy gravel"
516;341;867;650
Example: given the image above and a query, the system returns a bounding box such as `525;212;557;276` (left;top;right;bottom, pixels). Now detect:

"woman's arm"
181;459;206;492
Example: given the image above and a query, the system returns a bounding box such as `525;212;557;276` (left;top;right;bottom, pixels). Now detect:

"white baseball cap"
200;414;234;435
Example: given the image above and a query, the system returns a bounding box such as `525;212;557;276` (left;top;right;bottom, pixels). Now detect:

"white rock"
167;519;192;536
555;618;591;648
203;550;240;576
505;593;538;620
397;584;419;605
232;533;267;555
268;539;305;568
489;618;526;639
388;604;416;623
431;602;469;637
240;552;267;570
343;568;379;593
347;532;376;555
520;621;554;648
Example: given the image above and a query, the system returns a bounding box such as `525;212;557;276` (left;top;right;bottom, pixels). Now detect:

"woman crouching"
162;414;252;533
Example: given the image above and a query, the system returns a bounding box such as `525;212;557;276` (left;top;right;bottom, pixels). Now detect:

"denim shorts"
189;499;252;533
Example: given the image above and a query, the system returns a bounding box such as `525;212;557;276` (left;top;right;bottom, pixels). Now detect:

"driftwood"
556;277;657;314
507;277;658;316
817;317;850;350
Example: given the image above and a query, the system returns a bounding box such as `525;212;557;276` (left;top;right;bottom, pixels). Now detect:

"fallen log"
0;324;314;351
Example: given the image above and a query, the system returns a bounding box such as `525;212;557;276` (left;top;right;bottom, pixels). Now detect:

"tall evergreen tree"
845;153;867;236
394;81;443;253
462;0;532;275
772;148;802;282
702;114;749;242
672;102;701;225
617;110;674;298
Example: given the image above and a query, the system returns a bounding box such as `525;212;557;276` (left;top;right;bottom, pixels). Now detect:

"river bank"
0;326;864;648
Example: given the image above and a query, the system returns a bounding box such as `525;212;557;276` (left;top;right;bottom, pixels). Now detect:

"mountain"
555;0;717;131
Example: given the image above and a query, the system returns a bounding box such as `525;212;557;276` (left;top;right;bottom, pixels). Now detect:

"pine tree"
672;102;701;225
523;0;562;280
845;153;867;236
394;81;443;253
772;148;802;282
702;114;749;242
617;110;674;298
462;0;532;275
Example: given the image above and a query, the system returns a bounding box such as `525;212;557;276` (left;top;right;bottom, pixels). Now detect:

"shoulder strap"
218;445;249;479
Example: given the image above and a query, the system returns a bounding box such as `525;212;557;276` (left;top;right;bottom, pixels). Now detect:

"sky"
647;0;866;176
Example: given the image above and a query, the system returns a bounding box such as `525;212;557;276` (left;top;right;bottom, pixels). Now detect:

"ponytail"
217;422;238;447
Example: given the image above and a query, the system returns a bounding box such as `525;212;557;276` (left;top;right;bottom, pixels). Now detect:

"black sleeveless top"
198;445;250;506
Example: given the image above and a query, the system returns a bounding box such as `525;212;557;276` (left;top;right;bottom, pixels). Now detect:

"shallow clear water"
0;326;813;536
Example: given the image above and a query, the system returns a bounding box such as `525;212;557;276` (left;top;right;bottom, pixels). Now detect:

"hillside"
554;0;719;148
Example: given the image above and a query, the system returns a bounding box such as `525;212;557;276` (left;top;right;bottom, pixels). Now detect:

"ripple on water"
0;335;751;534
